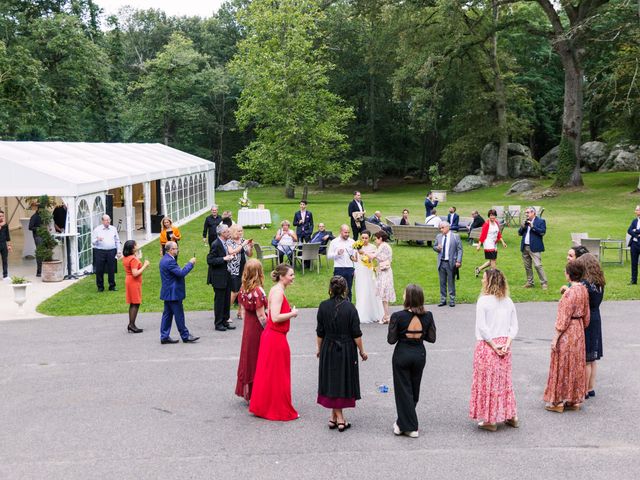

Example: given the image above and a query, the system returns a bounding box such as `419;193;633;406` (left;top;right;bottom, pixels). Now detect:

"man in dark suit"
348;191;365;240
467;210;485;233
202;205;222;246
159;241;199;344
518;206;548;289
627;205;640;285
433;221;463;307
293;200;314;243
310;223;335;254
447;206;460;231
424;191;438;219
368;211;393;236
207;223;236;331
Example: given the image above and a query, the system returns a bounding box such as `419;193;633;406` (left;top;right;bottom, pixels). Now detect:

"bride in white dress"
354;231;384;323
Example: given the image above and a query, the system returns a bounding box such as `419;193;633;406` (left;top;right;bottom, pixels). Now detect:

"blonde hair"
481;269;509;298
229;224;242;237
161;216;173;228
241;259;265;293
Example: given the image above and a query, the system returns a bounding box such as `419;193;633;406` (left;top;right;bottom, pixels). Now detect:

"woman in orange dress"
543;261;590;412
159;217;182;256
122;240;150;333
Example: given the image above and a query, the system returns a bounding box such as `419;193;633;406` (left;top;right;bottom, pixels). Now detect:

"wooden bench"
392;224;439;244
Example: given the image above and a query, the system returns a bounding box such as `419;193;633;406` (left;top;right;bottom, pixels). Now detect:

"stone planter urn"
11;283;31;314
42;259;64;283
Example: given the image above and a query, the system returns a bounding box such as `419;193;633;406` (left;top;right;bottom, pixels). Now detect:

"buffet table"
237;209;272;228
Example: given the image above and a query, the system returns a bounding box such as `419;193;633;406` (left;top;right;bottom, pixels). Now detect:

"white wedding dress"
355;244;384;323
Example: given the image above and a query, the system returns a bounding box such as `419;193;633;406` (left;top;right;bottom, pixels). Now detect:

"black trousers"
631;244;640;283
34;236;43;275
94;248;116;289
392;340;426;432
333;267;354;302
0;243;8;278
213;284;231;328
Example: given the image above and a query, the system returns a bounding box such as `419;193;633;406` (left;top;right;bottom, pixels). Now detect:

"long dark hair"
122;240;136;257
271;263;293;282
403;284;425;314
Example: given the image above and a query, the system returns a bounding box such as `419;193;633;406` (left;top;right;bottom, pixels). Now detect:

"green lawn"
38;172;640;316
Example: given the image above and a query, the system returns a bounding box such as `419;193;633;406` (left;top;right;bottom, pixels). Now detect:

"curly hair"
328;276;348;299
565;261;584;282
481;269;509;298
576;253;606;287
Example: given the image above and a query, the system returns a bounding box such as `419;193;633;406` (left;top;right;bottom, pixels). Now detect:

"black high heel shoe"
127;325;143;333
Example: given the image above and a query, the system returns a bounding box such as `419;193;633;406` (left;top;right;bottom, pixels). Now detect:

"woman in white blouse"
275;220;298;264
469;269;519;431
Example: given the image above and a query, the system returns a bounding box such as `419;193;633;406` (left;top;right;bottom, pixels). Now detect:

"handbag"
271;238;279;248
379;259;390;271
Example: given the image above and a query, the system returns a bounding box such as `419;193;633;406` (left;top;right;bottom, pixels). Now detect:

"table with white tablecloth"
237;209;272;227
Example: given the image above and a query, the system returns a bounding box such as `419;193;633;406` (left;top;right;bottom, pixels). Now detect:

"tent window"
77;200;92;270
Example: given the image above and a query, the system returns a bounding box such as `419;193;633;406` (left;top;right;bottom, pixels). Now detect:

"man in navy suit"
424;191;438;220
627;205;640;284
207;224;236;331
433;221;463;307
159;241;199;344
447;206;460;231
293;200;314;243
518;206;548;290
348;191;365;240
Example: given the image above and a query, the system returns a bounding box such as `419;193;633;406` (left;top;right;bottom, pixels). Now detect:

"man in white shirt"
91;214;122;292
425;209;441;227
327;224;357;301
433;221;463;307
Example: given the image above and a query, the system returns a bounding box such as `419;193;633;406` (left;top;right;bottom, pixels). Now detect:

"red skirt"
469;337;517;423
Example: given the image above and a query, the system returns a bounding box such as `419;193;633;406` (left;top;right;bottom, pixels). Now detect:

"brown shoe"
545;404;564;413
564;403;581;411
522;283;534;289
541;283;548;290
505;417;520;428
477;422;497;431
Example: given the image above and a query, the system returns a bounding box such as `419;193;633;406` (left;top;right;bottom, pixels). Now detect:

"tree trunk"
561;53;584;187
318;177;325;189
285;185;295;198
491;0;509;179
419;131;428;180
302;184;308;201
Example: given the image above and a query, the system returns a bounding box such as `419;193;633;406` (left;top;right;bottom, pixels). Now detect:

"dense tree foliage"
0;0;636;190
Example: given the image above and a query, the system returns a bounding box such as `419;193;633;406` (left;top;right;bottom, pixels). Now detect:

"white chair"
491;206;505;221
532;206;544;217
254;243;278;269
294;243;321;274
580;238;601;261
571;232;589;246
506;205;521;226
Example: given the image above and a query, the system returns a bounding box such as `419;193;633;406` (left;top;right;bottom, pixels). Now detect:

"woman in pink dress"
249;264;299;421
469;269;519;431
235;259;267;401
543;261;590;412
370;230;396;324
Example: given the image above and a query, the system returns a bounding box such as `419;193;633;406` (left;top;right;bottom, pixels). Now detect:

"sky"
97;0;224;18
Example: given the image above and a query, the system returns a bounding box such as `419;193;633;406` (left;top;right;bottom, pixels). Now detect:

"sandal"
337;422;351;432
505;417;520;428
328;419;338;430
474;267;481;278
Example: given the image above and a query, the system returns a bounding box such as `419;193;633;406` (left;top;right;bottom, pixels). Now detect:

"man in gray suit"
433;221;463;307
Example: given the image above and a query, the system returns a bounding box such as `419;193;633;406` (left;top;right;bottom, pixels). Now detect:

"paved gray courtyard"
1;301;639;480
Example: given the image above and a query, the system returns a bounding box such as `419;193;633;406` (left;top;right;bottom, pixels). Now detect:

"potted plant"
11;276;31;314
34;195;64;282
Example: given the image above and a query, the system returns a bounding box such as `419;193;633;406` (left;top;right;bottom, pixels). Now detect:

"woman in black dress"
316;276;368;432
576;253;605;398
388;284;436;438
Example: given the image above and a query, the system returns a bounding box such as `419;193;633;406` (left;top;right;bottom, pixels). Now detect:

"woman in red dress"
122;240;150;333
249;264;299;421
236;259;267;401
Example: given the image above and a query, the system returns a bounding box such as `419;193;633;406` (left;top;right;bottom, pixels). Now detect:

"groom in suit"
433;221;463;307
293;200;314;243
159;241;199;344
627;205;640;285
348;191;366;240
207;224;237;331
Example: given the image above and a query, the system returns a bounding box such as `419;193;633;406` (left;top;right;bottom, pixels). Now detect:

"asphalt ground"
1;300;639;480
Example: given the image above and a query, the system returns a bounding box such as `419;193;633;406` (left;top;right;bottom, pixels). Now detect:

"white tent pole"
62;196;79;275
124;185;133;242
143;182;152;241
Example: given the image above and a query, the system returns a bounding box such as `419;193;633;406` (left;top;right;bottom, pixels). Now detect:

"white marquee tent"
1;141;215;274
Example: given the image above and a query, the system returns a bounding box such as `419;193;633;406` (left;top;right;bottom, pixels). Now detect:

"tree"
230;0;356;197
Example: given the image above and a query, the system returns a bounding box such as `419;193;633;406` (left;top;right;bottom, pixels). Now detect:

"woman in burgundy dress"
236;259;267;401
249;264;299;421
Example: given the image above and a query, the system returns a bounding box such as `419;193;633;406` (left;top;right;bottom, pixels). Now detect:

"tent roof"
0;142;215;197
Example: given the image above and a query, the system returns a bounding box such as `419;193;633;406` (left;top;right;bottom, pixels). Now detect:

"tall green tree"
230;0;356;197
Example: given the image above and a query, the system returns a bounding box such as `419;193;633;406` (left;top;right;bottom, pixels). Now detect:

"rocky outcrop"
481;142;539;178
217;180;243;191
599;148;640;172
453;175;493;193
507;179;536;194
580;141;608;172
540;146;559;173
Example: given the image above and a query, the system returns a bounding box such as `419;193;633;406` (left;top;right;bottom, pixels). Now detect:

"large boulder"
217;180;243;191
507;179;536;194
480;143;498;175
540;146;559;173
507;142;532;158
580;141;608;172
599;149;640;172
453;175;493;193
508;155;541;178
